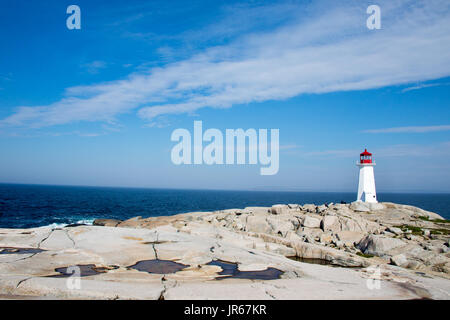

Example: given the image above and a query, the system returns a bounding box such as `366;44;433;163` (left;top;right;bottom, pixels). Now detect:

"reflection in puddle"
50;264;118;277
128;259;188;274
207;260;283;280
0;247;45;255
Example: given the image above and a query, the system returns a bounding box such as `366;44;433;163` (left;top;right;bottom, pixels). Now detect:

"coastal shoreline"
0;201;449;300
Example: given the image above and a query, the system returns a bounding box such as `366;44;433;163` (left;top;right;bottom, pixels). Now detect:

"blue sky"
0;0;449;192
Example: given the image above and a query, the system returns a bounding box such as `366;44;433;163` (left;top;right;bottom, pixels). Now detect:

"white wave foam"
75;219;95;225
39;218;95;229
39;222;67;229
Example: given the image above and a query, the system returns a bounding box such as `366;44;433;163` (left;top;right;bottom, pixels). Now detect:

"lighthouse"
356;149;377;203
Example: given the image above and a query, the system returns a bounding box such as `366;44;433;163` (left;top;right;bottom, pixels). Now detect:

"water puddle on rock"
287;256;354;268
0;247;45;255
128;259;188;274
49;264;119;277
207;260;283;280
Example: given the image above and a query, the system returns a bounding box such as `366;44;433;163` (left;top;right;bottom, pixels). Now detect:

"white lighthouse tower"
356;149;377;203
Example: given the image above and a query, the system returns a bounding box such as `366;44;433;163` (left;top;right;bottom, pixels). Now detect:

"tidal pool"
207;260;283;280
128;259;188;274
287;256;359;268
50;264;118;277
0;247;45;255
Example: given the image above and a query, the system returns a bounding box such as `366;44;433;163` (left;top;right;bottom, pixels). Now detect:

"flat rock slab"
0;223;449;300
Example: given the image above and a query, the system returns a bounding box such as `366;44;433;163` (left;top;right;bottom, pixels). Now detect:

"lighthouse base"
357;194;377;203
357;164;377;203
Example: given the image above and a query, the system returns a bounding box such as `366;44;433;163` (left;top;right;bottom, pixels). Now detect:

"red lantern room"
360;149;372;164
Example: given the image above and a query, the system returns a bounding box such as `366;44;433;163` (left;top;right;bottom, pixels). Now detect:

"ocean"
0;183;449;229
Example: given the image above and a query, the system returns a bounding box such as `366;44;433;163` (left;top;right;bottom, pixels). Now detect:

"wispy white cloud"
0;73;12;82
1;130;105;138
364;125;450;133
401;82;449;92
279;144;301;151
376;142;450;157
81;61;107;74
2;0;450;129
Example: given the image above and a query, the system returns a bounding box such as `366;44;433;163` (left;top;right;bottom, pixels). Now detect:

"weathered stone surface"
319;233;333;244
93;219;122;227
271;204;289;215
391;254;409;267
117;216;143;228
350;202;371;212
350;201;385;212
368;203;385;211
301;216;321;228
336;231;365;246
321;215;339;232
302;204;316;213
266;216;295;237
1;201;449;299
358;235;406;257
39;229;75;251
290;240;369;267
246;215;271;234
387;227;403;235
